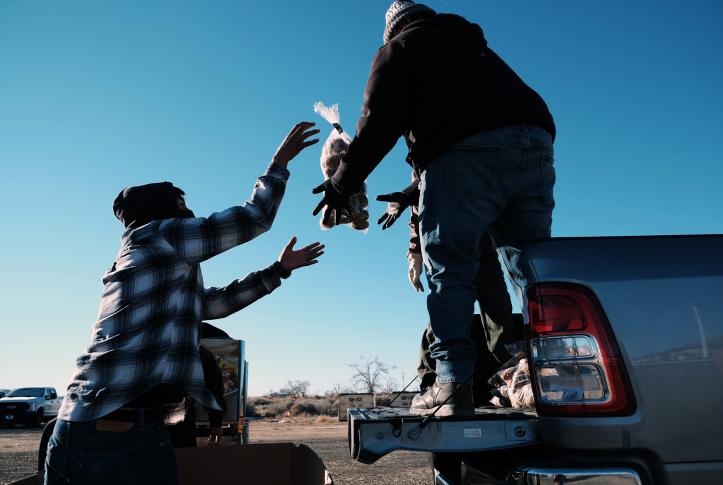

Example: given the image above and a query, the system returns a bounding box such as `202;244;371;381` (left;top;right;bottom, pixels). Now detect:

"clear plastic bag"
488;346;535;409
313;101;369;231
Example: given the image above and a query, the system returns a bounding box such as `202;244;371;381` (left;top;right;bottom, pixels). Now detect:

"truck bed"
348;406;538;464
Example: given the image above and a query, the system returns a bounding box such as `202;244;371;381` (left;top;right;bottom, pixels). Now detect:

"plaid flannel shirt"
59;163;290;422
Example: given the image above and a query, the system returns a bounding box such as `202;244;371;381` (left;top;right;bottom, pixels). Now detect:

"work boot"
410;382;474;417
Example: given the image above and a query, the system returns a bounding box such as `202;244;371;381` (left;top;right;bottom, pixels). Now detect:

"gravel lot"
0;428;40;485
0;419;431;485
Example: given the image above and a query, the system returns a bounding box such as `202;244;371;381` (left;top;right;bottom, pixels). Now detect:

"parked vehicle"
0;387;62;427
349;235;723;484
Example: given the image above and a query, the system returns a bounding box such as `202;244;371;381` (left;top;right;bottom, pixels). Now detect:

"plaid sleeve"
202;262;286;320
159;163;290;264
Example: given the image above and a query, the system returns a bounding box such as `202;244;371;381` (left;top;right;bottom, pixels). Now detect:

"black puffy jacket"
334;13;556;190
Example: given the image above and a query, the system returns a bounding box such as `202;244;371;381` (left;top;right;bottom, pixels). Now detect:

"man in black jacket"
313;2;556;416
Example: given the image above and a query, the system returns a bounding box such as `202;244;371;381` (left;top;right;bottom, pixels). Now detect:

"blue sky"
1;1;721;396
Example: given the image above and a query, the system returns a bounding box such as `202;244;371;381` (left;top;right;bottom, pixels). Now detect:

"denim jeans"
45;414;178;485
419;124;555;383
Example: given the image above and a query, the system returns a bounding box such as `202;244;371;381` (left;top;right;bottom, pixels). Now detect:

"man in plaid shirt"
45;122;322;485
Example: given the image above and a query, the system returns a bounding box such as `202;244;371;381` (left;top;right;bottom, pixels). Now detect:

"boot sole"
409;404;475;417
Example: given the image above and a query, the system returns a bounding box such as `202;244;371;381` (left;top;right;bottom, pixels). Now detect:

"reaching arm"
202;236;324;320
159;164;289;264
202;262;289;320
332;42;411;191
159;122;319;264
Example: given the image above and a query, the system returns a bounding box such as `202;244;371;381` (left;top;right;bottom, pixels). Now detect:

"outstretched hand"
272;122;320;169
376;191;415;230
312;179;354;227
278;236;325;273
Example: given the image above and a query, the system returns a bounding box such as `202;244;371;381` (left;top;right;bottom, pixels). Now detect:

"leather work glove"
312;179;354;227
375;184;420;230
407;252;424;292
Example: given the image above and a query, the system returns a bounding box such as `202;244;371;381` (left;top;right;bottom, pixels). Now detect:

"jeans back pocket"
446;145;503;198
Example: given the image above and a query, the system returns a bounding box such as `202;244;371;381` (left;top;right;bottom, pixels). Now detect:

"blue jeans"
419;124;555;383
45;414;178;485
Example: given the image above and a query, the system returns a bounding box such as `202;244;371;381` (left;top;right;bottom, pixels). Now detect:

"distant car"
0;387;62;428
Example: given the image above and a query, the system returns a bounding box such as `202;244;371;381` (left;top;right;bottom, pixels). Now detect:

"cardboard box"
14;443;332;485
176;443;332;485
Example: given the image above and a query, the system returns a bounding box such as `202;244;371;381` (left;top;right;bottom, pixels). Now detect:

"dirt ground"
0;418;431;485
0;428;39;485
250;418;432;484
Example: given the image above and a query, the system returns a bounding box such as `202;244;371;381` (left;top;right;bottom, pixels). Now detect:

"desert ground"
0;417;432;485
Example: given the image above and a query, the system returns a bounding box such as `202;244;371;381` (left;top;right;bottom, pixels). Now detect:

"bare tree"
379;377;399;394
280;380;310;397
326;383;352;397
348;356;395;394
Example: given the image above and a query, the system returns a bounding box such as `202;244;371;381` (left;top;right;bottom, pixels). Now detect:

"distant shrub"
249;397;271;406
247;395;339;419
268;398;293;416
289;402;319;416
313;398;336;416
244;405;260;418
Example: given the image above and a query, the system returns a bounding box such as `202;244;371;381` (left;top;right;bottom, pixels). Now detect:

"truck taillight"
526;284;636;416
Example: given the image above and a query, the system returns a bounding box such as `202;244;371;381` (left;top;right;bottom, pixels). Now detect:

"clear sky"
1;1;722;397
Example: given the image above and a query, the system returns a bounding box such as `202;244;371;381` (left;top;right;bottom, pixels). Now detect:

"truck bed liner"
348;406;538;464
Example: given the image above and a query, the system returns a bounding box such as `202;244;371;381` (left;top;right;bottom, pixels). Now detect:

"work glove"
375;185;420;230
312;179;354;227
407;252;424;292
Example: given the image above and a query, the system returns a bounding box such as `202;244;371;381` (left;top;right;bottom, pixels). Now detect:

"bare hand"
278;236;325;272
272;122;320;168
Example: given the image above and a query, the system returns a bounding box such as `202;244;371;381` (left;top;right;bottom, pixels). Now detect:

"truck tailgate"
348;407;538;464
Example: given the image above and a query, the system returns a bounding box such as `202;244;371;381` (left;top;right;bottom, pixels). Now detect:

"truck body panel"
520;235;723;464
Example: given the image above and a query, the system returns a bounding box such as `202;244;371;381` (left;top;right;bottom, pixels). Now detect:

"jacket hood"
401;13;487;53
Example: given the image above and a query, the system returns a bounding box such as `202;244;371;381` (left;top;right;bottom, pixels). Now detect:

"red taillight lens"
526;284;636;416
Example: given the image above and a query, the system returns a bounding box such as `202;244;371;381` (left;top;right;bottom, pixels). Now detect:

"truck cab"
0;387;62;427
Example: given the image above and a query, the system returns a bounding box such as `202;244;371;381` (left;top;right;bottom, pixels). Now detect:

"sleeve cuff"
265;162;291;182
331;160;365;192
259;263;285;293
272;261;291;279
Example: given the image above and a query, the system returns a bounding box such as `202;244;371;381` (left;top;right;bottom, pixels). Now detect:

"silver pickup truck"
349;235;723;484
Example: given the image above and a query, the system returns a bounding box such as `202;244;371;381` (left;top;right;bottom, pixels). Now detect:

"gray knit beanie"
384;0;436;43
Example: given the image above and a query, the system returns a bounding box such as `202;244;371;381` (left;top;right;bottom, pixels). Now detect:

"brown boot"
410;382;474;417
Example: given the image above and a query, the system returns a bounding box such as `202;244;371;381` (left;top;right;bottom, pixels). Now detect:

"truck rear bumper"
348;406;538;464
508;467;641;484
